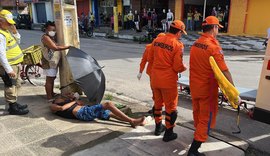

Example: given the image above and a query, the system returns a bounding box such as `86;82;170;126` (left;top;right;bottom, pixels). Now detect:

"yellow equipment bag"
209;56;240;109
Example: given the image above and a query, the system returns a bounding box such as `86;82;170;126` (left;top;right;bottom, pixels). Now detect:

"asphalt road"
19;29;264;105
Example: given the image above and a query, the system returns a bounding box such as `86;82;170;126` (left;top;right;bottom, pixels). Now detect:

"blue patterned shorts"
76;104;111;121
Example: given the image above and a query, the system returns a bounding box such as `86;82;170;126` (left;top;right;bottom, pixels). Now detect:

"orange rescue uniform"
149;33;186;129
189;33;228;142
139;44;153;76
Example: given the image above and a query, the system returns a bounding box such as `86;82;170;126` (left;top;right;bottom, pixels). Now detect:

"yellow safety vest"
0;29;23;65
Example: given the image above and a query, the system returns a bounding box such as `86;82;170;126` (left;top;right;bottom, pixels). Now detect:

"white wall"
31;3;37;23
45;2;54;22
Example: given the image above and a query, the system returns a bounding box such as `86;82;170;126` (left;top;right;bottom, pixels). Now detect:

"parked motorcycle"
146;28;163;41
139;28;163;43
79;24;93;38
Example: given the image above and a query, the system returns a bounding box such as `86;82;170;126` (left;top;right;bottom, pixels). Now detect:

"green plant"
104;94;114;101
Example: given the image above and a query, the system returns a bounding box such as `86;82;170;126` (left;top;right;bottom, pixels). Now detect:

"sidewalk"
93;27;266;52
0;81;269;156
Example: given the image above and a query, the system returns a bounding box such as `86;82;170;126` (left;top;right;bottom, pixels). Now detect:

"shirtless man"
50;95;146;127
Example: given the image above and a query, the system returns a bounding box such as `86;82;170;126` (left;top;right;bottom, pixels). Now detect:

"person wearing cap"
137;33;166;80
0;9;29;115
188;16;240;156
148;20;187;142
137;33;166;114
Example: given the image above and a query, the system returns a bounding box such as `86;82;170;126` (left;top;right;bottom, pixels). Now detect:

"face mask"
48;31;56;37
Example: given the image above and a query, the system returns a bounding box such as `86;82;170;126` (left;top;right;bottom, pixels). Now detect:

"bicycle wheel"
25;64;45;86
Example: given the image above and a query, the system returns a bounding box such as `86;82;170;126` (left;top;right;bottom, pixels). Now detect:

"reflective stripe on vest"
8;52;23;62
0;29;23;65
6;42;18;51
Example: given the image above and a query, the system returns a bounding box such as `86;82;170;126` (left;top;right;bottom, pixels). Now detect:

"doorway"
35;3;47;23
183;0;230;32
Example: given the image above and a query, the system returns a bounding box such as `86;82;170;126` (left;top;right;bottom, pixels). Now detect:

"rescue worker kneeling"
149;20;187;142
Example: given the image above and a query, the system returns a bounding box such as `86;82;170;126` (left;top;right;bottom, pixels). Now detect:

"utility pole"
113;0;119;34
203;0;207;20
53;0;81;94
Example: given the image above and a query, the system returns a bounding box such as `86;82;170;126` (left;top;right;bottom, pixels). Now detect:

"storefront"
97;0;114;26
183;0;230;32
76;0;270;36
181;0;270;36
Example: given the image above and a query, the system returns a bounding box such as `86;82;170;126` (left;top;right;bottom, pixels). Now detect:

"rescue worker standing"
188;16;240;156
0;10;28;115
137;33;166;114
137;33;165;80
149;20;187;142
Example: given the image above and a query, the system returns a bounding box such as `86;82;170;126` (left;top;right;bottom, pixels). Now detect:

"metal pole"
203;0;207;20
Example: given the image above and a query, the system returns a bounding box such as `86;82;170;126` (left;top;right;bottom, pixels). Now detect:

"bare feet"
130;116;146;128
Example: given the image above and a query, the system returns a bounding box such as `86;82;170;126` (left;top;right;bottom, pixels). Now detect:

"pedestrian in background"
123;12;128;30
89;12;95;28
186;9;193;31
133;10;140;31
142;8;148;28
152;9;158;29
118;12;122;28
127;10;134;30
193;10;202;31
188;16;240;156
147;8;152;29
110;14;114;30
0;9;29;115
149;20;187;142
161;9;167;32
41;21;70;102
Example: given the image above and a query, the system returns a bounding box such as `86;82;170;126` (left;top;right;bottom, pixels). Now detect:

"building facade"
2;0;267;36
130;0;270;36
23;0;54;24
0;0;27;14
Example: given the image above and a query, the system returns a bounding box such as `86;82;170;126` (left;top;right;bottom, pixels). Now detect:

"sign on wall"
64;12;72;27
100;0;114;7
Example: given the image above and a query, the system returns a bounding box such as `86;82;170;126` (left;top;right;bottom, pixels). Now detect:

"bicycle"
20;63;43;86
21;45;45;86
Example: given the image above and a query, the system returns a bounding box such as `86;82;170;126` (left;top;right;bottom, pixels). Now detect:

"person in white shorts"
41;21;70;101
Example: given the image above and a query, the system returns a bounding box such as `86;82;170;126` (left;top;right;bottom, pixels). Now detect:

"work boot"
163;127;177;142
14;102;28;109
8;103;29;115
187;139;205;156
154;122;165;136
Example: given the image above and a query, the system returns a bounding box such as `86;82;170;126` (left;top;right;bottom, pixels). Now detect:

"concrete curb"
104;91;150;108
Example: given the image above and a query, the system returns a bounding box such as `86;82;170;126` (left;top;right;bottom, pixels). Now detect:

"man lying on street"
50;95;146;128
